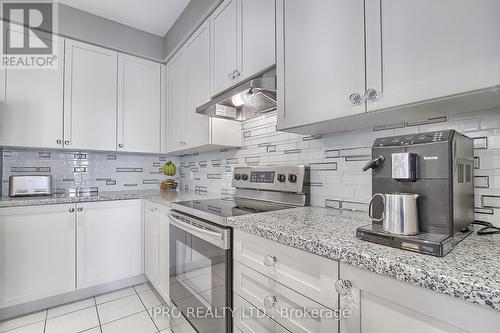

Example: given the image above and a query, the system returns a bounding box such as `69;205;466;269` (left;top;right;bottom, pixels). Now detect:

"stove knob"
234;173;242;181
241;174;249;181
288;174;298;183
277;174;286;183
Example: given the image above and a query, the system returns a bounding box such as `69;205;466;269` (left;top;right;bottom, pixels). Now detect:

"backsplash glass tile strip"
178;111;500;226
1;150;179;195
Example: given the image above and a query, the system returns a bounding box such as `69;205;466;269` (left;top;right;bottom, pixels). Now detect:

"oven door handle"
168;213;230;249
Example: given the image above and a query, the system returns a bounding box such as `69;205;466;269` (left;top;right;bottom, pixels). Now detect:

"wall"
164;0;222;59
57;4;166;61
179;110;500;227
1;150;179;195
1;3;166;61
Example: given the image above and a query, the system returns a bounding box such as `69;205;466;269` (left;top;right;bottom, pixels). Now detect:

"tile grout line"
43;309;48;333
93;297;103;333
134;284;161;333
96;291;150;328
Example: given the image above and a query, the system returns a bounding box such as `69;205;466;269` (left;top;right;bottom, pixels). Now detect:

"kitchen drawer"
234;230;339;310
233;292;290;333
234;261;339;333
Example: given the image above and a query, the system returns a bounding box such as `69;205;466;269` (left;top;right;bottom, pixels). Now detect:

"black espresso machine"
357;130;474;256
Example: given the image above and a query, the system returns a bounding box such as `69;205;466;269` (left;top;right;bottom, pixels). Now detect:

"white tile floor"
0;283;186;333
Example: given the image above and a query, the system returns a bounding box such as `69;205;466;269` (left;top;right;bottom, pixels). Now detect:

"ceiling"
59;0;190;36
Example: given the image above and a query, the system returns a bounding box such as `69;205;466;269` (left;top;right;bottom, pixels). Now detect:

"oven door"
169;211;232;333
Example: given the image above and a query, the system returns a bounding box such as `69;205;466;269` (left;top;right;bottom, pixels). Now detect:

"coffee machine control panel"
374;130;453;147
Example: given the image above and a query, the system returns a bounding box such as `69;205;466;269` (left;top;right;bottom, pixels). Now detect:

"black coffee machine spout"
362;155;385;172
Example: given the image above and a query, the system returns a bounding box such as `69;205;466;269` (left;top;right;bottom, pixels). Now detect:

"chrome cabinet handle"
228;72;235;80
349;92;362;105
118;144;124;148
365;88;379;102
335;279;353;296
263;295;278;309
77;207;83;212
56;139;62;144
263;255;277;268
234;70;240;78
69;208;75;213
64;140;70;145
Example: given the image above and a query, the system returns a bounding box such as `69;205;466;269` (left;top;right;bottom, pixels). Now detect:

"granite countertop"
227;206;500;313
0;189;217;208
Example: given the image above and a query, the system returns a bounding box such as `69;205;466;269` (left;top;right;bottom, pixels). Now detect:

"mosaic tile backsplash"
1;150;180;195
179;110;500;227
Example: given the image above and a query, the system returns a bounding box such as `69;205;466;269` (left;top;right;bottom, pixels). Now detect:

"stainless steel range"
168;165;309;333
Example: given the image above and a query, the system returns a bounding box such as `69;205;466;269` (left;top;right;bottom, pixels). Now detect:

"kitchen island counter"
227;206;500;313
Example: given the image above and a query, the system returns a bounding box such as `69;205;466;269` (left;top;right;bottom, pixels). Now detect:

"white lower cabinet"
235;230;500;333
234;230;338;310
233;230;339;333
157;207;170;298
339;263;500;333
144;200;170;299
76;200;143;289
0;204;76;308
144;201;160;285
234;261;338;333
233;293;290;333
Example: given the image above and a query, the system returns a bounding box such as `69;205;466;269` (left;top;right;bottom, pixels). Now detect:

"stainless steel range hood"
196;74;276;122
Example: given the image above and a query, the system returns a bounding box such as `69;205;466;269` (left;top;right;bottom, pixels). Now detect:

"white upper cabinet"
0;31;64;149
276;0;366;131
210;0;276;96
365;0;500;112
160;64;168;154
64;40;118;151
240;0;276;81
185;21;212;149
165;51;187;153
117;54;161;153
0;205;76;308
76;200;142;289
165;21;242;155
210;0;240;95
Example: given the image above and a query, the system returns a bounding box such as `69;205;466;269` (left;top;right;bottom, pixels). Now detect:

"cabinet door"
64;39;118;151
210;0;240;95
340;263;500;333
160;64;168;154
157;206;170;298
144;201;159;287
0;204;75;308
166;51;187;153
240;0;276;81
234;261;338;333
117;54;161;153
185;21;211;149
365;0;500;112
0;33;64;149
77;200;142;289
276;0;366;130
233;293;291;333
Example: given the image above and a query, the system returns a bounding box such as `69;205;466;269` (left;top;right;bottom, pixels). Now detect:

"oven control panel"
232;166;306;193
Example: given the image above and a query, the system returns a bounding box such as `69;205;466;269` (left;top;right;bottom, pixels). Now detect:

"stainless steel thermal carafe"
369;193;420;235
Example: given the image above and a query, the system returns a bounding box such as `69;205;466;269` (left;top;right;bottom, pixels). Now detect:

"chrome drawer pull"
263;295;278;309
263;255;277;268
335;279;352;296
